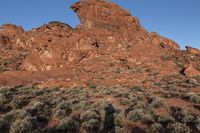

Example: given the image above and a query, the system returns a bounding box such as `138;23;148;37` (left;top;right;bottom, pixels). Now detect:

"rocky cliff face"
0;0;199;86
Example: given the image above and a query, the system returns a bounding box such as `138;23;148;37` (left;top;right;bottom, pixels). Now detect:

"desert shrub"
91;100;111;111
186;79;199;86
54;100;72;112
82;119;100;132
88;83;97;90
120;98;131;106
148;96;165;109
27;101;44;113
170;107;195;124
113;113;124;127
50;97;63;105
32;88;49;96
0;116;7;130
115;68;122;74
0;94;7;106
6;109;31;121
153;114;175;124
150;123;162;132
0;110;28;130
166;122;191;133
81;109;101;121
81;109;101;132
53;109;68;118
52;100;72;118
110;126;127;133
168;91;181;98
69;88;82;95
0;87;8;93
127;109;154;124
189;94;200;104
78;92;89;101
194;117;200;132
114;92;129;98
10;99;28;109
73;101;90;110
10;117;34;133
56;117;80;132
131;86;143;93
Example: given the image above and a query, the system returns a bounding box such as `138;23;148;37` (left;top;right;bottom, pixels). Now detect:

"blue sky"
0;0;199;49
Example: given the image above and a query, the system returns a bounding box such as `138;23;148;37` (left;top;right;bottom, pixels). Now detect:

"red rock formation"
186;46;200;55
0;0;199;87
150;32;180;50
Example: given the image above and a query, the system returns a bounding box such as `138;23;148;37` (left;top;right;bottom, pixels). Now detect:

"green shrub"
52;100;73;118
194;117;200;132
0;94;7;106
88;83;97;90
82;119;100;132
81;109;101;121
120;98;131;106
73;101;90;110
53;109;68;118
114;92;129;98
189;94;200;104
81;109;101;132
150;123;162;132
53;100;72;115
113;113;124;127
166;122;191;133
153;114;175;124
111;126;127;133
127;109;154;124
27;101;44;112
10;117;34;133
148;96;165;109
56;117;80;132
130;86;143;93
170;107;195;124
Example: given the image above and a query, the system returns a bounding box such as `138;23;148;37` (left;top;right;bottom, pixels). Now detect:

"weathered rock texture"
0;0;199;87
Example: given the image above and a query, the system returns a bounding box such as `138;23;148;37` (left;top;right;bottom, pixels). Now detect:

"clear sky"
0;0;199;49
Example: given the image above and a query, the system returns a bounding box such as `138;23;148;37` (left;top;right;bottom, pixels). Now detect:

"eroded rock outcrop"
186;46;200;55
0;0;199;87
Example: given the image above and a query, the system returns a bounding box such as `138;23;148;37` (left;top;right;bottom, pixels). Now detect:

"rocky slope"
0;0;200;132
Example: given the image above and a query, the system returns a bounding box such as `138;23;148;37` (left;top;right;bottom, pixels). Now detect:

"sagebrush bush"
194;117;200;132
150;123;162;132
189;94;200;104
53;100;72;117
148;96;165;109
127;109;154;124
27;101;44;112
167;122;191;133
153;114;175;124
131;86;143;93
110;126;127;133
0;94;7;106
170;107;195;124
10;117;34;133
81;109;101;121
81;109;101;132
120;98;131;106
113;113;124;127
82;119;100;132
56;117;80;132
73;101;90;110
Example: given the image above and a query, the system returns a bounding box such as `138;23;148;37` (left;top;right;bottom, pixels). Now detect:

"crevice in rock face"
180;68;186;75
91;42;99;49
